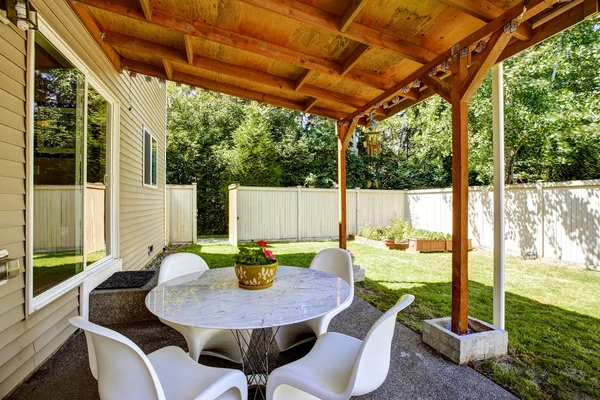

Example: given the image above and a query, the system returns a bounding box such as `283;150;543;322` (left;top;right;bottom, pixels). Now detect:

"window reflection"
33;33;84;295
86;86;109;265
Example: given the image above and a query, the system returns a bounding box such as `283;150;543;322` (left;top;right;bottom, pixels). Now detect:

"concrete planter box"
408;238;473;252
422;317;508;365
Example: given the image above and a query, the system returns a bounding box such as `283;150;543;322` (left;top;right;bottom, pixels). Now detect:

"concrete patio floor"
7;297;517;400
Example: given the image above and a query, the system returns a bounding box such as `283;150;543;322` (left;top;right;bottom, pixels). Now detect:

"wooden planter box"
386;242;409;250
408;238;473;253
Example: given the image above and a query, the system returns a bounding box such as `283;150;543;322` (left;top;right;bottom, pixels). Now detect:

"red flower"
262;247;276;260
257;240;268;247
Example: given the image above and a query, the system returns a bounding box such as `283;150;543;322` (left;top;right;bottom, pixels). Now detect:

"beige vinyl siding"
0;0;167;396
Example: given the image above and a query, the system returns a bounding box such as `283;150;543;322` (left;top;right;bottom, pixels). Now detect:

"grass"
176;240;600;400
33;250;106;295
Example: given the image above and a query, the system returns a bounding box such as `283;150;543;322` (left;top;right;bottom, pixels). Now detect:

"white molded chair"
69;316;247;400
158;253;250;363
266;294;415;400
274;248;354;351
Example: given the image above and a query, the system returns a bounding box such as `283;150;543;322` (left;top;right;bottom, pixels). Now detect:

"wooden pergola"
69;0;598;334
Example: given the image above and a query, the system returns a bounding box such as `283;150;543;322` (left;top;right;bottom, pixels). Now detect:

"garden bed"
408;238;473;253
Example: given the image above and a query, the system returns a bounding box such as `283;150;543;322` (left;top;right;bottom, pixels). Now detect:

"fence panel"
34;185;105;252
167;184;197;244
228;181;600;269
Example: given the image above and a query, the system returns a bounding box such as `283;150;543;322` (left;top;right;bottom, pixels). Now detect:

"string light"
413;79;421;88
402;86;410;93
428;67;438;76
392;96;401;103
441;59;451;70
460;47;469;58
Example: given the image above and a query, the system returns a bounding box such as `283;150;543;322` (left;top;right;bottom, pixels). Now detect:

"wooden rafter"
439;0;532;41
236;0;437;64
295;70;313;91
460;29;513;102
304;98;318;112
162;59;173;80
139;0;152;21
66;2;121;72
104;32;385;114
339;0;368;32
345;0;563;123
120;58;367;123
385;0;593;121
420;75;451;103
184;34;195;64
77;0;395;91
500;0;596;61
341;44;371;76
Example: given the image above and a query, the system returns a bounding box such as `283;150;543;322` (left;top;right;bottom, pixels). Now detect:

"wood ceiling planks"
69;0;596;122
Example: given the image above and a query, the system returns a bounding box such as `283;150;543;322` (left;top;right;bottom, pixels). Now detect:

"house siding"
0;0;167;396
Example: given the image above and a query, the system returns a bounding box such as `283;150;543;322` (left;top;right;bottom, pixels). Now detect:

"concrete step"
89;272;159;325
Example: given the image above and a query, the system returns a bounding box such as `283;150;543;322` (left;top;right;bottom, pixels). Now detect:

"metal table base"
232;328;280;400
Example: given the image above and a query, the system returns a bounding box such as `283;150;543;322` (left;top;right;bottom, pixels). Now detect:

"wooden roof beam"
500;0;597;61
139;0;152;21
77;0;393;90
345;0;562;123
236;0;437;64
295;70;313;91
121;59;360;122
66;2;121;72
460;28;514;102
439;0;533;41
104;31;385;114
339;0;368;32
420;75;451;103
341;44;371;76
162;59;173;80
184;34;194;64
304;98;319;112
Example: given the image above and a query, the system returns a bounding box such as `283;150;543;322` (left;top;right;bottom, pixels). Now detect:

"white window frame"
26;17;121;315
143;126;158;188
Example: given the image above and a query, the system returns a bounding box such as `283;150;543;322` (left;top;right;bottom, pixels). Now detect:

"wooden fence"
229;180;600;269
34;184;106;252
166;184;197;244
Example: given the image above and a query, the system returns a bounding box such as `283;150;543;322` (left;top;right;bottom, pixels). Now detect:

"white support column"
492;63;506;329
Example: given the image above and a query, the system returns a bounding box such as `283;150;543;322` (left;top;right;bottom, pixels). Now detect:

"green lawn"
176;240;600;400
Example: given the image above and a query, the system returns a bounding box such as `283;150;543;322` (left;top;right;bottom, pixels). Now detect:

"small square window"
143;127;157;187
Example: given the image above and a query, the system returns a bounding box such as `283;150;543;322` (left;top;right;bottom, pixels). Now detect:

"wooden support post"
451;52;469;335
336;120;357;249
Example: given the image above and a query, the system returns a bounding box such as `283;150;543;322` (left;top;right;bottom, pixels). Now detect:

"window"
143;128;158;187
29;26;116;309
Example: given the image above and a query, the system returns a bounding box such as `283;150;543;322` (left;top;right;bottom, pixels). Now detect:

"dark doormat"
95;271;156;290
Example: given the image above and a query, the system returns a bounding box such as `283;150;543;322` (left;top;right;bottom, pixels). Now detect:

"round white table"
145;266;351;397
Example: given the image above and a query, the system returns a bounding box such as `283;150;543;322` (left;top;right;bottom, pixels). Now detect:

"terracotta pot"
235;262;278;290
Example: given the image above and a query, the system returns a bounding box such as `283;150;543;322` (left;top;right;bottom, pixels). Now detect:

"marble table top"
145;266;352;330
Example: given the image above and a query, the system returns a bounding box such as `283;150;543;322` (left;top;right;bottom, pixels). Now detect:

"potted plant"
233;240;278;290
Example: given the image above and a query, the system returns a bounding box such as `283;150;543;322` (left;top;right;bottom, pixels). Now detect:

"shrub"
384;217;412;241
408;228;451;240
357;223;386;240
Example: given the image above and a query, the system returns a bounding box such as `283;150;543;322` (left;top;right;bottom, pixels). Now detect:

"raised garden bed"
408;238;473;253
355;236;409;250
